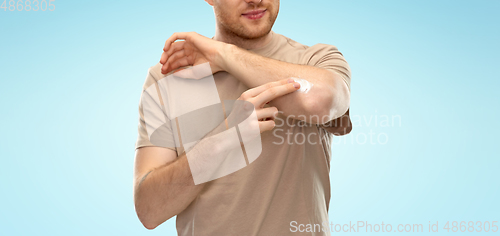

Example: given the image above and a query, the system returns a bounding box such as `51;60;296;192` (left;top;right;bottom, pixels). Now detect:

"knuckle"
240;92;249;100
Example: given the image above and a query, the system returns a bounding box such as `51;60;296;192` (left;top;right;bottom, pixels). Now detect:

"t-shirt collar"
248;30;278;56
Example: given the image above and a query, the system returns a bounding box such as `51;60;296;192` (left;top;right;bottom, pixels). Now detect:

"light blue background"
1;0;498;235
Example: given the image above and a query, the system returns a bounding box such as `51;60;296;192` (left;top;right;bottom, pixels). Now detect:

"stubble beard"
215;5;278;40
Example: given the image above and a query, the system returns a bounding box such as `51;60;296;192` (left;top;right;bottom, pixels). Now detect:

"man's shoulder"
276;33;308;50
147;63;164;80
140;63;165;90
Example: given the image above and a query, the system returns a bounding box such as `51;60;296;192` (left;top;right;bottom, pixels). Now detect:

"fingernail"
294;82;300;88
288;78;295;83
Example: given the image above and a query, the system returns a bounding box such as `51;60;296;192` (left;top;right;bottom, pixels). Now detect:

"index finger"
244;78;292;98
253;82;300;107
163;32;190;52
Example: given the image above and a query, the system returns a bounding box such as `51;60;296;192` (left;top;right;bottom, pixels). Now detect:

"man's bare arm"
160;32;350;125
134;147;201;229
220;44;350;124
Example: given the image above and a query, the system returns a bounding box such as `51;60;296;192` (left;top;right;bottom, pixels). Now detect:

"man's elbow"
135;204;160;230
141;220;158;230
135;202;182;230
303;92;349;125
134;194;174;230
136;207;174;230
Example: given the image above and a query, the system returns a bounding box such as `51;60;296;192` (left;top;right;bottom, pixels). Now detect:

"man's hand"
231;78;301;133
160;32;228;75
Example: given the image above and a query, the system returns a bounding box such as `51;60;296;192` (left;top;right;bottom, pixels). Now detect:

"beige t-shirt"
135;31;351;235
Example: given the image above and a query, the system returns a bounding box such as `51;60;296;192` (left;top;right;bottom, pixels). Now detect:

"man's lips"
242;9;267;20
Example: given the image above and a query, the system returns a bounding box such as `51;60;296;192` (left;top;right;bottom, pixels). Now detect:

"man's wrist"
217;43;238;73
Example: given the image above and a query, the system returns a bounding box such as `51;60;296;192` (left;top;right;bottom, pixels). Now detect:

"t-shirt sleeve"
300;43;352;135
135;65;178;152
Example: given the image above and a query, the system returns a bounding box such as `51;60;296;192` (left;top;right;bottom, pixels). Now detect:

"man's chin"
239;27;271;39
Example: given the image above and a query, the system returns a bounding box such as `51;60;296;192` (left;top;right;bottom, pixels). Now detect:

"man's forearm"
134;121;242;229
134;152;202;229
220;44;350;123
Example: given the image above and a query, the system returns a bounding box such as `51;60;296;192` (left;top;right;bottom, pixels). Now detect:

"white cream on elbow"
291;77;314;93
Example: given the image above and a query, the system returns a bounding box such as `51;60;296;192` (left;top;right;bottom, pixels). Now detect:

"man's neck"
213;26;273;50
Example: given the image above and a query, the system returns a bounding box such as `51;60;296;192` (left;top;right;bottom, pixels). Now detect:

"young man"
134;0;352;235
